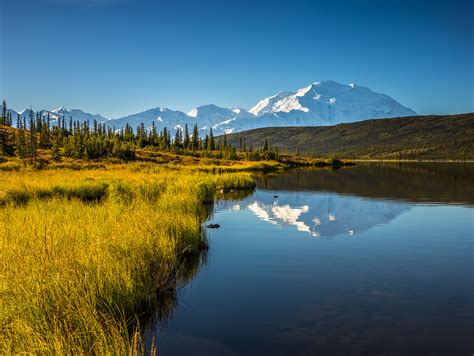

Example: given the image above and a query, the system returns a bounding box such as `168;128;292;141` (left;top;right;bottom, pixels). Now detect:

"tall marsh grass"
0;163;255;353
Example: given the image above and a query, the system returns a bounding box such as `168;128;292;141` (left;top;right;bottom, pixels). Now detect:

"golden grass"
0;162;255;354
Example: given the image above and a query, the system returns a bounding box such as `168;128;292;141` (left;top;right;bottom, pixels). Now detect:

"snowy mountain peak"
52;106;69;113
185;104;254;130
249;91;294;116
244;80;416;127
8;80;417;136
8;107;110;127
187;104;227;117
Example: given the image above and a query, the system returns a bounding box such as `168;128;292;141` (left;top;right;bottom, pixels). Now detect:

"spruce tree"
28;110;37;158
174;128;181;149
51;135;61;160
1;100;6;125
0;127;5;155
209;128;215;150
183;124;190;150
192;124;199;150
15;130;23;157
151;121;158;146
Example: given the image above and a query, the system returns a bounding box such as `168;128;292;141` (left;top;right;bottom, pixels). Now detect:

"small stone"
206;223;220;229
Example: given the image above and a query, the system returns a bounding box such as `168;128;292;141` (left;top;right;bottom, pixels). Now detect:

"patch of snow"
272;96;309;113
295;84;313;97
187;108;198;117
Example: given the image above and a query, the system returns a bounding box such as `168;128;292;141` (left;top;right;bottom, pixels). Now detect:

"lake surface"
145;163;474;355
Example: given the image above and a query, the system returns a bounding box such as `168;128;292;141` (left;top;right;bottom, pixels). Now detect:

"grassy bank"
0;162;255;354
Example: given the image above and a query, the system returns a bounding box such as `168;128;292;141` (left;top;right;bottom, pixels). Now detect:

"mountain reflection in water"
242;191;410;237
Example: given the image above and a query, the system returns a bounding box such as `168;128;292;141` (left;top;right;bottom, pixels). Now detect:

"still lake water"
146;163;474;355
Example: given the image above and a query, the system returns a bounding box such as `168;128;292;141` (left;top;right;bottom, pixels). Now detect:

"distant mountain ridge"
6;107;110;126
5;80;416;134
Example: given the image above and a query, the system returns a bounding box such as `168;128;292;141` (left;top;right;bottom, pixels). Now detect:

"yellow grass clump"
0;162;255;354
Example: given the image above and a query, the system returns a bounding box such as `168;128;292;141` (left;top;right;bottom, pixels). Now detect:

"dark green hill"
223;113;474;160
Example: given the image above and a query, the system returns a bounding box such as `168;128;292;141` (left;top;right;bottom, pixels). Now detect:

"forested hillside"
224;114;474;160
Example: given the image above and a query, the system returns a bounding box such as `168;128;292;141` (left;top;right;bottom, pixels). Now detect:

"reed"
0;162;255;354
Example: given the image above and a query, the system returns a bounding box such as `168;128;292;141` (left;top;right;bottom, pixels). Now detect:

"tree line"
0;101;280;161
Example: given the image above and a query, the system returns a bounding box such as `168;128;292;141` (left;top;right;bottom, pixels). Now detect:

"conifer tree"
192;124;199;150
51;135;61;160
15;129;27;158
209;128;215;151
150;121;158;146
1;100;6;125
162;127;168;149
28;110;37;158
174;128;181;149
183;124;190;149
0;127;5;155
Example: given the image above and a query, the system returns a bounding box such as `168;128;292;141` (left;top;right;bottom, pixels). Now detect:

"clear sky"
1;0;472;118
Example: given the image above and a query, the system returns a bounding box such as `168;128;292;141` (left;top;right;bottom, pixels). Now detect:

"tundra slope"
223;113;474;160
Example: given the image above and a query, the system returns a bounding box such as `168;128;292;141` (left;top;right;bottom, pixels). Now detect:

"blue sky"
1;0;472;118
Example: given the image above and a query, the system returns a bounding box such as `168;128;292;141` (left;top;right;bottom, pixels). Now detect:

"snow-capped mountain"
5;80;416;135
185;104;255;133
249;81;415;123
107;80;416;134
104;107;191;132
102;104;256;134
188;104;253;126
210;80;416;133
6;107;110;126
50;107;110;125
